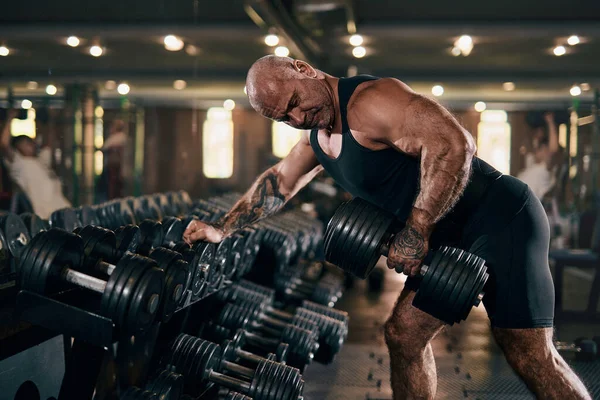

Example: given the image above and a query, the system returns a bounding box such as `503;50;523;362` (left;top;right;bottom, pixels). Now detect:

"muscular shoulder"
346;78;418;140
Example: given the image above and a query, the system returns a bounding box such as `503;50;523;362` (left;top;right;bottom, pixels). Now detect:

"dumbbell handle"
221;360;255;380
208;370;251;393
96;260;117;276
235;347;267;364
61;267;107;293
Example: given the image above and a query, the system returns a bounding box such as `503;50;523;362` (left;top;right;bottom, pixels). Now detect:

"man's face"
260;77;335;131
15;139;37;157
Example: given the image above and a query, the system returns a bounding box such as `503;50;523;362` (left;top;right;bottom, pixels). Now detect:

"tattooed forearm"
392;226;425;259
215;169;287;236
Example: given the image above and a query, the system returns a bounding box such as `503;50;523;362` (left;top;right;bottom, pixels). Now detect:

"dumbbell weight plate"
125;265;165;333
115;225;142;254
431;248;470;320
223;235;244;281
76;225;116;271
211;238;231;290
190;242;215;299
146;370;184;400
49;208;82;232
18;230;83;294
0;212;30;272
412;247;454;321
149;249;188;321
19;212;47;238
139;220;164;256
141;197;163;221
323;201;348;255
456;253;488;321
162;217;185;245
77;205;99;226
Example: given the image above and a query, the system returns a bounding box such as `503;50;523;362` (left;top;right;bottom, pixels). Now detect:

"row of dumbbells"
188;193;323;271
120;279;349;399
16;219;261;335
122;330;306;400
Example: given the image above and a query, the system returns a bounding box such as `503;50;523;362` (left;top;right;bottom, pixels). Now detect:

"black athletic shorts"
407;174;555;329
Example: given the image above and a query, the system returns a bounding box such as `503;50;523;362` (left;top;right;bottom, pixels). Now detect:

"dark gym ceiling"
1;0;600;108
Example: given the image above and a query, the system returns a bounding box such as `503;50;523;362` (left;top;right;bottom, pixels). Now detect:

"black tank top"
310;75;504;238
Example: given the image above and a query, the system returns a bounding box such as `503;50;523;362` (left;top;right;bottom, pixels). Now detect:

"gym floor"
303;259;600;400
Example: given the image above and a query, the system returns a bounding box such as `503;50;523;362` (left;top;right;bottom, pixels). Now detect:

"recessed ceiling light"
570;85;581;97
431;85;444;97
164;35;184;51
67;36;80;47
503;82;515;91
450;46;461;57
553;46;566;56
352;46;366;58
567;35;580;46
224;99;235;111
474;101;486;112
264;34;280;47
46;84;58;95
274;46;290;57
117;83;130;95
173;80;187;90
21;99;32;110
90;45;103;57
0;46;9;56
349;34;363;47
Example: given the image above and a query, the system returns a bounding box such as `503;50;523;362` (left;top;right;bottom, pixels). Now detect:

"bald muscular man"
184;55;590;399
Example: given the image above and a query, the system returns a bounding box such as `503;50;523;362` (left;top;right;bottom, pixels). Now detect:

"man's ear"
294;60;318;78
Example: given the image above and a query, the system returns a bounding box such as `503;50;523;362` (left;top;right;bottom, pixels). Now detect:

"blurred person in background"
0;109;71;218
517;112;561;200
98;119;132;201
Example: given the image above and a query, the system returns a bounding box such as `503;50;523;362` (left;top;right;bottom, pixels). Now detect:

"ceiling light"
117;83;130;95
352;46;366;58
455;35;473;56
243;86;247;95
105;80;117;90
450;46;461;57
0;46;9;56
567;35;580;46
46;84;58;96
581;83;591;91
164;35;184;51
21;99;32;110
431;85;444;97
185;44;199;56
95;106;104;118
503;82;515;91
570;85;581;97
223;99;236;111
90;45;103;57
274;46;290;57
27;81;38;90
349;34;363;47
474;101;486;112
553;45;566;56
264;34;280;47
173;80;187;90
67;36;80;47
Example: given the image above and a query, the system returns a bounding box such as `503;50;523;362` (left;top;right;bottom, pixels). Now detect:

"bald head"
245;55;335;130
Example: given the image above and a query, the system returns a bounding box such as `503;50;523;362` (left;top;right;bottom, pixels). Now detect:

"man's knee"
384;314;431;357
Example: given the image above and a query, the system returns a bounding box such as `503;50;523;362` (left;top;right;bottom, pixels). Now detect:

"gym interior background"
1;1;600;399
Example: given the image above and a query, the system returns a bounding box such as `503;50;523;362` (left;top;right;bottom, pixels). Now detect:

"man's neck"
324;76;342;134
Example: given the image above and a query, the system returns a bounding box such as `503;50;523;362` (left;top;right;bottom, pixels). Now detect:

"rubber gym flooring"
303;259;600;399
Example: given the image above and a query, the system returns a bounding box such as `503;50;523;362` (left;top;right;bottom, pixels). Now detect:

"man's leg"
384;285;445;400
493;327;591;400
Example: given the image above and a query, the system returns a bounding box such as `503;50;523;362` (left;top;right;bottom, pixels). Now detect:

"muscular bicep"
275;131;323;197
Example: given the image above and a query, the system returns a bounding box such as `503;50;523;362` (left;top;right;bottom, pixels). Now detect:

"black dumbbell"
49;208;82;232
324;197;489;325
75;225;189;322
220;283;349;329
167;334;303;400
274;271;342;307
216;303;319;369
18;229;164;334
121;387;158;399
144;369;184;400
203;325;289;366
556;338;598;362
221;329;288;366
218;286;347;364
75;205;100;226
0;212;31;273
218;388;253;400
19;212;48;238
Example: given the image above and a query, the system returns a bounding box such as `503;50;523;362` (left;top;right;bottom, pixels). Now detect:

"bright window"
477;110;511;175
272;122;305;158
203;107;234;178
10;109;36;138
